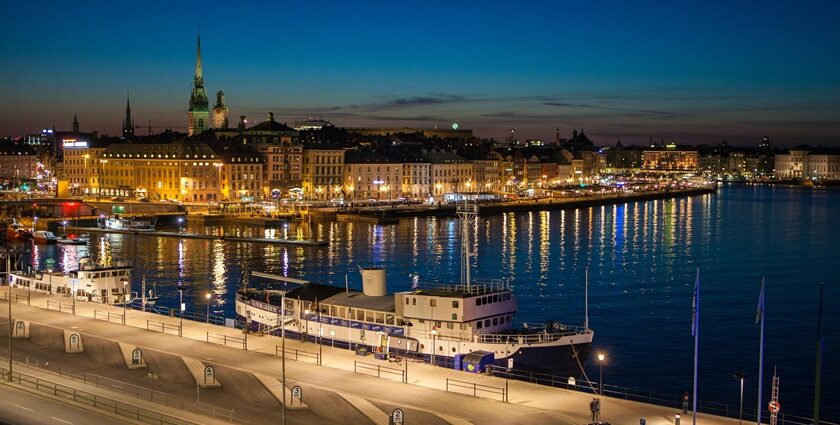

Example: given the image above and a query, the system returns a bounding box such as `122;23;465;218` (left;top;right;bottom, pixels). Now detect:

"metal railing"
274;345;320;365
3;355;247;424
0;366;200;425
206;332;246;350
477;326;589;344
0;292;30;304
445;378;506;402
146;320;182;336
45;300;73;312
353;361;405;382
94;309;125;324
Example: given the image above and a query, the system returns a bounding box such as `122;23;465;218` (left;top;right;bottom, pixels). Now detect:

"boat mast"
457;201;477;290
584;267;589;331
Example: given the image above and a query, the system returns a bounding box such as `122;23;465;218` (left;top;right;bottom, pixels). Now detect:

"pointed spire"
73;114;79;133
195;32;203;80
123;92;134;137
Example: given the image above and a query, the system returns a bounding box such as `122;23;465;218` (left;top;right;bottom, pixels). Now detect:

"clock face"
215;108;222;114
452;122;459;130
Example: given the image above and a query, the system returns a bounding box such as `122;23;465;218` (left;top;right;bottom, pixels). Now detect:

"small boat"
56;234;88;245
33;230;58;244
5;222;31;239
133;278;159;305
9;257;133;304
103;216;156;232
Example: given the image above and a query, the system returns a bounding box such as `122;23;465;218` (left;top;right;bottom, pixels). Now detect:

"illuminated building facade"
242;113;302;198
301;146;345;200
343;151;402;200
641;147;699;171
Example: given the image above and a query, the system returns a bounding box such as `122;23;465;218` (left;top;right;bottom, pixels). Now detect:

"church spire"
73;114;79;133
123;93;134;137
194;33;203;80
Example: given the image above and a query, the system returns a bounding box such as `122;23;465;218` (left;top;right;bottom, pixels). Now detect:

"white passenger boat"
9;257;132;304
102;216;156;232
33;230;58;244
236;202;594;376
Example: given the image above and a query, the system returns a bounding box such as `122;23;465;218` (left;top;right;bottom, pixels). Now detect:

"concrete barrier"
338;391;389;425
12;320;29;339
253;373;308;411
118;342;147;369
181;356;221;388
63;329;84;353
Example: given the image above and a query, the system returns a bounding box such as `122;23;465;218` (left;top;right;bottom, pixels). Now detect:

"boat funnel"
360;268;387;297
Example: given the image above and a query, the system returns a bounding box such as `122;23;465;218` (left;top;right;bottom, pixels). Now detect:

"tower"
213;90;228;129
188;33;209;136
122;94;134;137
73;114;79;133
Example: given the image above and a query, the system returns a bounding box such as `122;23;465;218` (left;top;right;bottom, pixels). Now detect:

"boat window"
452;300;459;308
430;299;436;307
375;312;385;324
365;311;375;322
493;294;498;303
405;298;410;305
492;317;499;326
418;319;424;323
484;319;491;327
435;321;441;327
475;298;481;306
460;323;467;330
476;321;482;329
446;322;453;329
412;298;416;306
386;314;395;325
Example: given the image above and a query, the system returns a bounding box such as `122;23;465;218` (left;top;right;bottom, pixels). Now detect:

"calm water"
26;184;839;420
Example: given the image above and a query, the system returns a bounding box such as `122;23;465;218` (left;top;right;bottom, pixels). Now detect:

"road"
0;383;124;425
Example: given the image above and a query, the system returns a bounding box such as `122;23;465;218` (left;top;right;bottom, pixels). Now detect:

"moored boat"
9;257;133;304
33;230;58;244
236;202;594;377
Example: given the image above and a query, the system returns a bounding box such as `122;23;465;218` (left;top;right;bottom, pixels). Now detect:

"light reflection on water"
19;185;840;418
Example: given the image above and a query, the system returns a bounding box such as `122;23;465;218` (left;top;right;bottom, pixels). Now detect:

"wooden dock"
65;226;328;246
335;213;400;224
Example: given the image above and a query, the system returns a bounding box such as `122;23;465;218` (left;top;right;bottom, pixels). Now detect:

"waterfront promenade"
2;287;742;425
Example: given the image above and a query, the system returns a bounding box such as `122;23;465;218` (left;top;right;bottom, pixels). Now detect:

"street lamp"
62;220;68;234
3;247;14;381
121;278;129;324
430;328;438;366
733;372;747;425
317;307;323;366
205;292;211;323
597;353;606;395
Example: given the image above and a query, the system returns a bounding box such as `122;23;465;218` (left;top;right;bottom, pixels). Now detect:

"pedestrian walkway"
4;287;742;425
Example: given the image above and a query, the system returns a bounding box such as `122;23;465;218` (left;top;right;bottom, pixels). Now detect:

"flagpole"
757;278;766;425
693;267;700;425
813;283;824;425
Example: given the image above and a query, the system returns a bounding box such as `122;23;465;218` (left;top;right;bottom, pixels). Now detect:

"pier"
65;226;329;246
1;286;748;425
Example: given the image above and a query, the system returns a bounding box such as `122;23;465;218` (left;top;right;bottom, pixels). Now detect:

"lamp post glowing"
121;278;129;324
597;353;606;395
205;292;211;323
430;328;438;366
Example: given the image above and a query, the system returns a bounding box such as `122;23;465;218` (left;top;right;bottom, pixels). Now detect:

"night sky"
1;1;839;146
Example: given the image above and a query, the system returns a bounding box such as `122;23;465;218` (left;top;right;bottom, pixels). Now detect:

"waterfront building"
775;147;840;180
188;35;209;136
388;148;430;200
216;144;264;201
343;150;402;200
603;142;643;170
301;145;345;201
101;140;226;201
0;142;39;185
63;139;109;196
460;149;502;193
423;150;474;198
641;144;699;172
242;112;302;198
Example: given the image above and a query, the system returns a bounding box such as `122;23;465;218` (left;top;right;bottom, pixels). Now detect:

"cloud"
542;102;677;118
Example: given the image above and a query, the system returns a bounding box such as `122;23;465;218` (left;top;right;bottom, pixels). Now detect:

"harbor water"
22;184;840;420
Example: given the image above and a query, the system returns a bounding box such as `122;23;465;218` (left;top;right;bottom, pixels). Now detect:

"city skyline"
1;1;839;145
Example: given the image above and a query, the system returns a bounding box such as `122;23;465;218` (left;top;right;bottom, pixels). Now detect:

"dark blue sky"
2;0;839;145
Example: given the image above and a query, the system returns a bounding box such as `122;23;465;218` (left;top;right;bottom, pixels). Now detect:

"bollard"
675;414;681;425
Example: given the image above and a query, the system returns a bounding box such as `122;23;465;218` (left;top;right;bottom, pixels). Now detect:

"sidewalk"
0;359;231;425
5;287;740;425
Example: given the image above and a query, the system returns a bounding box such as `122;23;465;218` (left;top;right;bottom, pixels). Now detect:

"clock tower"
213;90;228;129
188;34;209;136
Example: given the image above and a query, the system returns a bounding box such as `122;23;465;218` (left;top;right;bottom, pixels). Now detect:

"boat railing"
478;325;589;344
420;279;509;295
